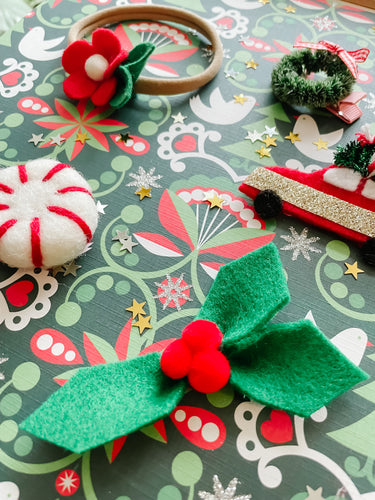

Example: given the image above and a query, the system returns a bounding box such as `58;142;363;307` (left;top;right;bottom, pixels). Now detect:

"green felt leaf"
230;320;368;417
111;43;154;109
196;243;289;353
21;352;186;453
110;66;134;109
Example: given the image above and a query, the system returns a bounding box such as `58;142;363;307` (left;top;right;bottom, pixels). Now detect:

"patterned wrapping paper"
1;0;375;498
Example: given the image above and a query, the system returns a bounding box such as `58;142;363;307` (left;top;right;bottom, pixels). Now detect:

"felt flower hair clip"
62;5;223;108
239;125;375;265
62;28;154;108
21;243;366;453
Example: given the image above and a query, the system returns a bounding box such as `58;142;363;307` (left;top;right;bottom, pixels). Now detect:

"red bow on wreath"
294;40;369;78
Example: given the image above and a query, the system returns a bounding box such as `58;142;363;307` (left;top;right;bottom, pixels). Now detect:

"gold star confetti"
233;94;248;105
285;132;301;144
262;135;277;147
258;0;270;3
126;299;146;318
344;261;364;280
136;186;152;200
118;132;132;144
51;265;65;277
206;193;225;209
245;59;259;70
256;146;271;158
76;132;90;144
133;315;152;335
313;138;329;150
285;5;296;13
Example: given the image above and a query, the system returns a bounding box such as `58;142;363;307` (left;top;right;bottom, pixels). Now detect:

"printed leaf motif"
83;332;119;366
31;328;83;365
336;6;374;24
291;0;328;9
199;228;275;259
54;368;80;386
139;338;177;356
159;190;198;249
170;406;226;449
104;436;127;464
115;318;133;361
18;96;53;115
133;233;184;257
140;420;167;443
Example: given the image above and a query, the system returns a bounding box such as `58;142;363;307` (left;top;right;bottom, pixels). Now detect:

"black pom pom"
253;190;283;219
361;238;375;266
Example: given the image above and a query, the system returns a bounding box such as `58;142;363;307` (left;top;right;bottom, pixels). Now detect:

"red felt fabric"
91;77;118;106
62;28;128;105
160;320;230;394
239;163;375;245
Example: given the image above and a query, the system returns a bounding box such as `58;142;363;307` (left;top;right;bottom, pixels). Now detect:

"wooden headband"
67;5;223;95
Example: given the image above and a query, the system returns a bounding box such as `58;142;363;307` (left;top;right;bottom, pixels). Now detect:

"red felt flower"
62;29;128;106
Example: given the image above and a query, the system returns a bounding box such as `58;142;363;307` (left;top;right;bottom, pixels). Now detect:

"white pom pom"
0;159;98;269
84;54;109;81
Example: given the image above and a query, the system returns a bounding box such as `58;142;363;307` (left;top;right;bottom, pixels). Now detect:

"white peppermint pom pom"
0;159;98;269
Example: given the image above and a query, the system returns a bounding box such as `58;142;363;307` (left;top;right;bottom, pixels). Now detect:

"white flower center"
84;54;109;81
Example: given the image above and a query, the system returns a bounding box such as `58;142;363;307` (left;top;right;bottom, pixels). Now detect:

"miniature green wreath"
271;49;355;108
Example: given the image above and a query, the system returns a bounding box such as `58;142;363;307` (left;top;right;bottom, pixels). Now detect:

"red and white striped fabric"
293;40;369;78
0;159;98;269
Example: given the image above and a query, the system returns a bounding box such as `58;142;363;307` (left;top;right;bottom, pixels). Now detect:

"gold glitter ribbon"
244;168;375;237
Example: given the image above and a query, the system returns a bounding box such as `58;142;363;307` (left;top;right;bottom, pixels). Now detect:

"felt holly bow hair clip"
21;243;366;453
62;5;223;108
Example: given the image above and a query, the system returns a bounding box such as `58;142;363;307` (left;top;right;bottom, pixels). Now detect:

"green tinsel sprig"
334;140;375;177
271;49;355;108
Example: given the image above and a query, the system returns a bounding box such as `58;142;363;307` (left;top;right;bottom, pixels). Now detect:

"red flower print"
62;29;128;106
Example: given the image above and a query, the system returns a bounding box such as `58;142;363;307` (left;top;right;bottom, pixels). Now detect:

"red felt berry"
160;338;192;379
188;350;231;393
182;320;223;354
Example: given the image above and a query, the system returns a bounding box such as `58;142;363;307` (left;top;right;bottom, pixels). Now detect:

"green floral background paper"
1;0;375;499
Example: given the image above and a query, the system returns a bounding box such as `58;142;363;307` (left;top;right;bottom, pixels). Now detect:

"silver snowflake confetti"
280;227;322;261
154;273;193;311
126;166;163;191
28;133;44;146
0;358;8;381
198;475;252;500
201;47;214;61
311;15;336;32
363;92;375;112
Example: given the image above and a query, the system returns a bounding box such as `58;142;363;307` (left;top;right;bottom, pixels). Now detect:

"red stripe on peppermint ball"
160;338;192;379
188;350;231;394
182;320;223;354
0;159;98;269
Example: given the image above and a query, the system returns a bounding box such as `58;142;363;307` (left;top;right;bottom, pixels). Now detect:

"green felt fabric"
110;42;155;109
230;319;368;417
197;243;290;355
20;352;186;453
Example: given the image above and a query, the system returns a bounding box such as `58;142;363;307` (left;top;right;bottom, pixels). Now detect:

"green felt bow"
20;243;367;453
110;42;155;109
